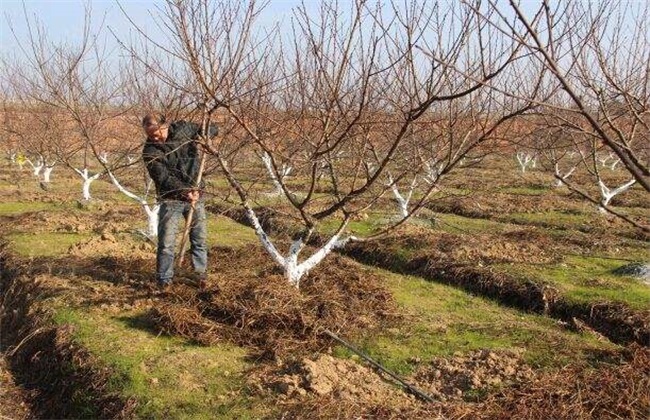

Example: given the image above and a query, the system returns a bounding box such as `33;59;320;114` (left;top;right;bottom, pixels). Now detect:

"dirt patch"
411;349;534;402
0;206;138;236
67;233;154;259
252;354;414;405
426;191;586;218
428;230;558;265
0;356;32;420
251;354;445;419
151;245;400;358
446;344;650;419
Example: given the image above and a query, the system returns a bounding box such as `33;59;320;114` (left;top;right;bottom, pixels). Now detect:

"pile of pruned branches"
150;245;400;358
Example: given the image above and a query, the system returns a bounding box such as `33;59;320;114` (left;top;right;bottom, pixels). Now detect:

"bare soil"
0;356;32;420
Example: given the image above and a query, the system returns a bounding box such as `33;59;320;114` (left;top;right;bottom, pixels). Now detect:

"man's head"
142;113;169;143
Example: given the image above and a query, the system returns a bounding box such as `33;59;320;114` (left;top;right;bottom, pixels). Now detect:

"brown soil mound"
447;345;650;419
427;191;586;218
411;349;534;402
151;245;400;358
67;233;154;259
433;230;558;265
251;354;445;419
252;354;413;404
0;206;138;235
0;356;32;420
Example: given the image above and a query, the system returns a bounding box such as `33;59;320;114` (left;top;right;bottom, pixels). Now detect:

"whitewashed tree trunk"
598;178;636;213
516;152;535;173
107;170;159;238
244;206;352;288
29;158;44;178
387;173;417;219
423;161;443;185
554;162;577;187
261;151;292;195
42;164;55;183
73;167;102;201
598;153;614;167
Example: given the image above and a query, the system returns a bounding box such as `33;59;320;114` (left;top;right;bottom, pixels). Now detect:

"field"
0;157;648;419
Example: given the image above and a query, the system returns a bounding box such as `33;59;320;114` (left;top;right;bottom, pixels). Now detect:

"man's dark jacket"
142;121;217;201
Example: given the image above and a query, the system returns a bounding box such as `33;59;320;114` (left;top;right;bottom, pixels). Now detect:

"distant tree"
7;5;129;201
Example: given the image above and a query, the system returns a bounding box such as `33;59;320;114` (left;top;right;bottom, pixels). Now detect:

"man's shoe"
154;280;171;295
178;272;207;289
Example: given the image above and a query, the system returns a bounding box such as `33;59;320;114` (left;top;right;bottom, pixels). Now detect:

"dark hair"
142;113;167;128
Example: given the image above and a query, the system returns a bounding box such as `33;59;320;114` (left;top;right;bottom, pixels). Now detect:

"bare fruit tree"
124;0;534;287
462;1;650;231
7;6;133;201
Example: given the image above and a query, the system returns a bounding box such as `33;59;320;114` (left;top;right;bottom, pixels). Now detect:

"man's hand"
186;190;200;204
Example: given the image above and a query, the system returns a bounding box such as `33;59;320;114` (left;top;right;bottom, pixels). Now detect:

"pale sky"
0;0;302;56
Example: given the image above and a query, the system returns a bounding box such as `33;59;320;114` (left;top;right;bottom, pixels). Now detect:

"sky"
0;0;303;56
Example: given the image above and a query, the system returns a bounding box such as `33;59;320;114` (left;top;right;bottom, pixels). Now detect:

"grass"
207;215;259;248
334;270;618;375
497;255;650;310
0;201;60;216
433;212;511;234
52;308;267;419
1;163;647;415
6;232;92;257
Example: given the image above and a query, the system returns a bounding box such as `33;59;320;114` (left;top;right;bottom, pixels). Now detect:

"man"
142;113;217;289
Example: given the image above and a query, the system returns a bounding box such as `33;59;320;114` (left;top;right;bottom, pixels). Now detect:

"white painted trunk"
598;178;636;213
388;174;416;219
108;170;159;238
390;184;409;218
144;204;160;238
516;152;534;173
74;168;101;201
261;151;291;195
261;151;282;194
245;206;285;267
82;178;93;200
42;166;55;183
31;160;44;177
244;205;351;288
554;163;576;187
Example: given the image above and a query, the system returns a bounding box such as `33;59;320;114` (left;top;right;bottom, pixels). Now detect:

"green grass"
0;201;60;216
207;215;259;248
319;216;383;237
496;255;650;310
6;232;92;257
53;308;269;419
335;270;618;375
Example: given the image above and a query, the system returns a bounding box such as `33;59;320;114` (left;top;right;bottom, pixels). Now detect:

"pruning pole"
177;147;206;267
178;109;211;267
322;329;436;403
